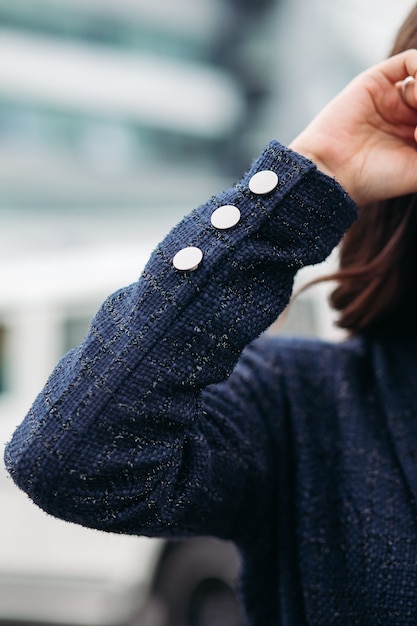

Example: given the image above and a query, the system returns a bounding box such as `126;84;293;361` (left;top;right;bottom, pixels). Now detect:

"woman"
5;13;417;626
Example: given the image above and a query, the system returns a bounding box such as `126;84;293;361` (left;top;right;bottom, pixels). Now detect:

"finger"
377;48;417;84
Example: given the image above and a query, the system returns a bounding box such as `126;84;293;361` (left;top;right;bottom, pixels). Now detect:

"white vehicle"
0;240;338;626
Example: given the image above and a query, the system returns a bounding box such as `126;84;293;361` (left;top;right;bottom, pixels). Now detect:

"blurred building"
0;0;277;216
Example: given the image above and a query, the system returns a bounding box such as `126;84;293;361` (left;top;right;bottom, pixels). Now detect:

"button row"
173;169;278;271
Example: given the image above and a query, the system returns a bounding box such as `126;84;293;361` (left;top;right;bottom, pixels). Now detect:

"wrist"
288;138;359;202
289;139;336;180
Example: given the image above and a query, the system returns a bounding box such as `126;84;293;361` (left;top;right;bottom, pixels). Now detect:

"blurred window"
0;101;218;172
270;297;319;338
0;4;209;60
0;323;8;394
61;313;92;355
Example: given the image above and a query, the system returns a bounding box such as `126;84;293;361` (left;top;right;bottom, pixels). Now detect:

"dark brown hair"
326;4;417;335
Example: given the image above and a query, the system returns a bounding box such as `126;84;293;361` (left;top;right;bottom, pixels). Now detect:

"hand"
289;49;417;205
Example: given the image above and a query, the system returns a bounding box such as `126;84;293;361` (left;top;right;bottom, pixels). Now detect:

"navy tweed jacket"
6;142;417;624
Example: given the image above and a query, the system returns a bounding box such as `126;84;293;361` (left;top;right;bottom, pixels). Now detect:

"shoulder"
242;332;365;375
234;332;372;407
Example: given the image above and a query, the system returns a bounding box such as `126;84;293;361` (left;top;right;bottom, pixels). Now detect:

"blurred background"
0;1;415;625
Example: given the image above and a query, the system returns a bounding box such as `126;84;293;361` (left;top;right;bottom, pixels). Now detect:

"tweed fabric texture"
7;142;417;624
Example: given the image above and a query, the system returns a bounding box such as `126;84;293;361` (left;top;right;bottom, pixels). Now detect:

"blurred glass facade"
0;0;413;220
0;0;279;217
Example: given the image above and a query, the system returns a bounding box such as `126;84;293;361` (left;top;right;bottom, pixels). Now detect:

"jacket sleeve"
4;141;357;540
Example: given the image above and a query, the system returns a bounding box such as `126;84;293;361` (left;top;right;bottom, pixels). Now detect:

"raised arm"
4;143;355;538
5;50;417;539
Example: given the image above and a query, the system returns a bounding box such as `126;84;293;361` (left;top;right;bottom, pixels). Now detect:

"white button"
248;170;278;195
173;246;203;271
211;205;241;230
